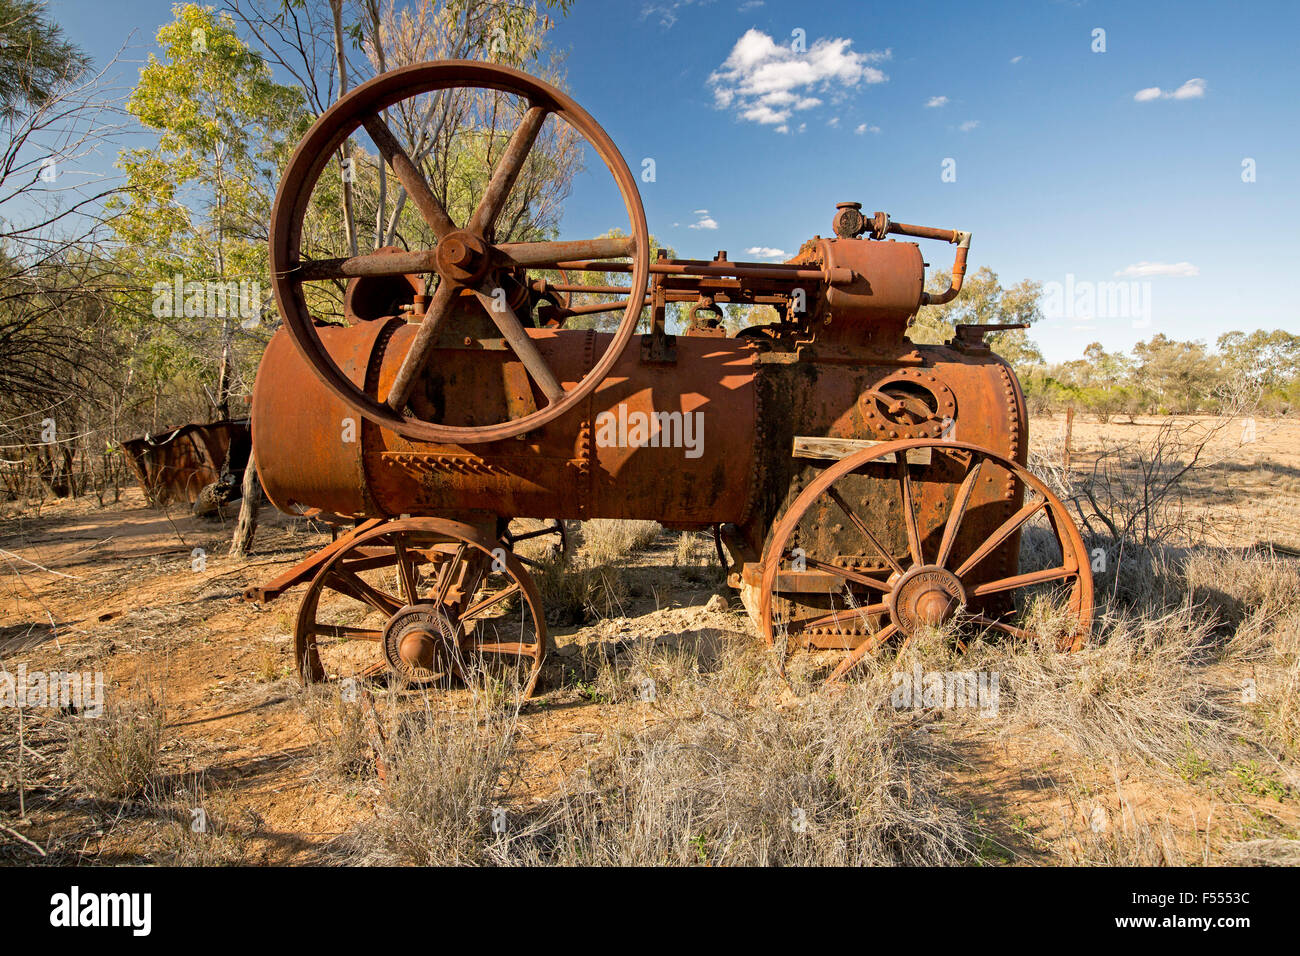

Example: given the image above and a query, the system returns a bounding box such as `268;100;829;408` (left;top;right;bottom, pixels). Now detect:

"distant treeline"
1017;330;1300;419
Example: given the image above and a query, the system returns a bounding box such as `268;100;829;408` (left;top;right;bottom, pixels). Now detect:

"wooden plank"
792;436;932;465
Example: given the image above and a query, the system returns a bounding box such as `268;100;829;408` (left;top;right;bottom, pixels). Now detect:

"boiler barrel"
251;319;761;526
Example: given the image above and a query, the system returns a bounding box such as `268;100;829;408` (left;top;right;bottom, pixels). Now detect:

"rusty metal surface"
252;322;761;525
121;420;249;506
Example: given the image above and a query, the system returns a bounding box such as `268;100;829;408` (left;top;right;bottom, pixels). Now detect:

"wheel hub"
888;565;967;637
383;603;458;680
434;230;491;285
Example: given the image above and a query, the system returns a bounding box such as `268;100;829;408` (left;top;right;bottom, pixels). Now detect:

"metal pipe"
555;258;852;284
919;230;972;306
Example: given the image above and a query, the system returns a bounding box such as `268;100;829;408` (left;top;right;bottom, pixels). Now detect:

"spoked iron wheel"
758;439;1093;684
295;517;547;696
269;60;650;445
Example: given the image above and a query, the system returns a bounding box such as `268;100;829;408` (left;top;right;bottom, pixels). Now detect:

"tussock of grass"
580;519;660;566
149;772;250;865
534;555;628;626
299;683;377;781
63;693;164;801
532;519;663;626
1183;549;1300;654
998;605;1243;771
1224;838;1300;866
1058;803;1193;866
350;696;521;867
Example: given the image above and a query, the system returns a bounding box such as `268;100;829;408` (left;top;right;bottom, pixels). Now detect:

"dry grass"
534;555;629;626
63;692;165;801
299;683;378;781
1224;838;1300;866
348;694;522;866
998;605;1243;772
532;519;663;625
148;772;251;865
580;519;660;566
539;683;974;866
1056;784;1197;865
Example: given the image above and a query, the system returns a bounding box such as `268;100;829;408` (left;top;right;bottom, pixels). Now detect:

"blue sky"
48;0;1300;361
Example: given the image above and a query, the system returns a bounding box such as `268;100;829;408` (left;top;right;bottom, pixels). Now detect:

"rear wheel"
758;439;1093;683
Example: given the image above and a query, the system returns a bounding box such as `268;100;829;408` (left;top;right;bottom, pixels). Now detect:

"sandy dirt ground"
2;414;1298;865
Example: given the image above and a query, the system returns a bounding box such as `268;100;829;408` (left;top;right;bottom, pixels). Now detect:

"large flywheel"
269;61;650;444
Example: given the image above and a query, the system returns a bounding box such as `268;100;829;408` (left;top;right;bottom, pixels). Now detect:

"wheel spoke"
432;543;467;606
971;566;1075;598
470;641;536;655
969;614;1034;641
954;497;1046;578
896;458;924;567
362;114;455;239
827;622;898;682
790;601;888;634
826;485;904;575
393;534;419;605
935;458;983;569
468;105;548;237
461;582;520;621
327;567;402;617
799;554;893;592
293;248;436;282
359;660;390;679
312;624;383;642
473;288;564;403
386;279;457;412
495;236;636;268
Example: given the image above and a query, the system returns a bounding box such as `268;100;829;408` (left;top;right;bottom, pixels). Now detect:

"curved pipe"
918;229;972;306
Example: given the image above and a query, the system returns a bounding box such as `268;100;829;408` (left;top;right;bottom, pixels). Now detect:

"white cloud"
925;95;949;108
827;116;839;127
1114;261;1199;278
640;0;698;28
688;210;719;230
746;246;787;259
1134;77;1206;102
708;28;889;130
692;208;709;215
959;119;979;132
1009;55;1023;64
854;122;880;134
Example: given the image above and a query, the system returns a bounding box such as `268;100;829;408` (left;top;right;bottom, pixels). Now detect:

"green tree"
1131;334;1222;413
909;265;1044;367
0;0;88;118
1217;329;1300;400
109;3;305;419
